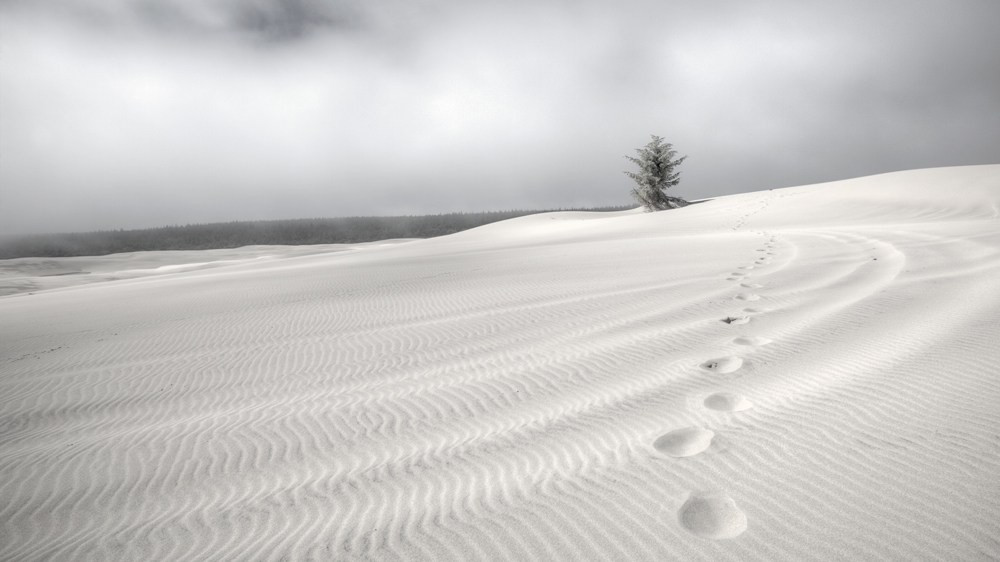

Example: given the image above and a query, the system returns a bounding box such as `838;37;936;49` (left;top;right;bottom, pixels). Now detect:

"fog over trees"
0;208;631;259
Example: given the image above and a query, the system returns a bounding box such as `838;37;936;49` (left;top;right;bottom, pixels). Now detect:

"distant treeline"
0;207;633;260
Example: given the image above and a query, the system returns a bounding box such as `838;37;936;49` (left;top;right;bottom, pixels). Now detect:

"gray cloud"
3;0;364;39
2;0;998;234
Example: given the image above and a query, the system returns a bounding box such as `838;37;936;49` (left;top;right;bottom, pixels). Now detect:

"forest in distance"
0;207;633;260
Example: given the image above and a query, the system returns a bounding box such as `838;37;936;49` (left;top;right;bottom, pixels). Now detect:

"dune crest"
3;166;1000;561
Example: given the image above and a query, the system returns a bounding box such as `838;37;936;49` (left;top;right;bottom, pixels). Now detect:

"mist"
3;0;998;234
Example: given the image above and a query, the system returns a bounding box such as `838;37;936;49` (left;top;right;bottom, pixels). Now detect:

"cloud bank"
2;0;998;234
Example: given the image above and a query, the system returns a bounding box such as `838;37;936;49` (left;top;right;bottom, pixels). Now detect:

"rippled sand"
3;165;1000;561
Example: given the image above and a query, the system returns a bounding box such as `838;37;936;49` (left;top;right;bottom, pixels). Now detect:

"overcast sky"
2;0;998;234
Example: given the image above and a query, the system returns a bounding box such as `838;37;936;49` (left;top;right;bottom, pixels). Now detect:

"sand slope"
2;165;1000;561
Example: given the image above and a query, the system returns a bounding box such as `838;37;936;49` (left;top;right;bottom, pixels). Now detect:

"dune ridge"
2;165;1000;561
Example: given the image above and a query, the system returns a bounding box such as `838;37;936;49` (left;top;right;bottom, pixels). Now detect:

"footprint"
742;308;764;313
737;266;754;270
678;492;748;539
704;392;753;412
734;293;760;301
740;283;762;288
654;428;715;457
721;316;750;325
733;336;771;346
725;277;741;281
700;357;743;373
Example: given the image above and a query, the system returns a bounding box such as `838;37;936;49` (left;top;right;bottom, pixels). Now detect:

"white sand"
2;164;1000;561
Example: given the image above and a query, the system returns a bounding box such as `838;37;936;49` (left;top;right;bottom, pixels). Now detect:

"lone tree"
624;135;687;211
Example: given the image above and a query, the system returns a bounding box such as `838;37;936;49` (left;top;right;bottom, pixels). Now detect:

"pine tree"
624;135;688;212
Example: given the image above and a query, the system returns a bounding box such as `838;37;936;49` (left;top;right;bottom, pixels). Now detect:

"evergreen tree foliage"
0;207;632;260
624;135;688;211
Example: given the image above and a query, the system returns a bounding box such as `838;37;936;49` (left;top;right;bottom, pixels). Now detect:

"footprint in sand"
700;357;743;373
740;282;762;288
678;492;748;539
734;293;760;301
733;336;771;346
704;392;753;412
654;428;715;457
737;266;754;270
721;316;750;325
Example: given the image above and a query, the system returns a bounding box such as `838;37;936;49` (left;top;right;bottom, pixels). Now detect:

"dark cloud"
1;0;998;234
228;0;357;40
3;0;364;40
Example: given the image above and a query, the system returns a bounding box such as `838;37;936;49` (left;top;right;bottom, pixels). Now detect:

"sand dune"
2;165;999;561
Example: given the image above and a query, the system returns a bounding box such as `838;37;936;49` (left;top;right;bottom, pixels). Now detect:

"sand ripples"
3;166;1000;560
